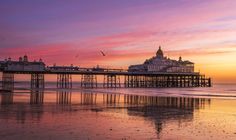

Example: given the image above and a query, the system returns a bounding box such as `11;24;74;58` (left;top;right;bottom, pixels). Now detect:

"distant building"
128;46;194;73
0;55;45;71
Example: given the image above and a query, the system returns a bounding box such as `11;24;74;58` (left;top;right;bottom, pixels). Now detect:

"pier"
0;53;211;90
0;68;211;90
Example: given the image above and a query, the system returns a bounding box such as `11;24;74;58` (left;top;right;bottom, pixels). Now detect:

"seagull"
100;51;106;56
75;54;79;58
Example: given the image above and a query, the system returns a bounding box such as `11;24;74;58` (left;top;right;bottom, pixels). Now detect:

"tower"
156;46;164;58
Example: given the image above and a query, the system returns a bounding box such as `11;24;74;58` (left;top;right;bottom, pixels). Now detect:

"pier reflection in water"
0;90;44;124
0;90;213;139
80;91;97;105
1;79;14;105
30;89;44;104
103;93;121;105
123;95;210;138
1;92;14;105
124;94;209;109
56;90;72;104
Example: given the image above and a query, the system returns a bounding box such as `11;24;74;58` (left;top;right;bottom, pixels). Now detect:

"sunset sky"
0;0;236;83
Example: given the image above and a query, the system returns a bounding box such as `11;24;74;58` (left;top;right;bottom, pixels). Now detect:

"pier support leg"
187;76;190;87
81;74;97;88
191;76;194;87
197;75;200;87
208;78;212;87
56;74;72;103
180;76;183;87
31;74;45;89
103;74;121;88
125;75;133;88
124;75;128;88
2;72;14;90
57;74;72;89
167;76;170;87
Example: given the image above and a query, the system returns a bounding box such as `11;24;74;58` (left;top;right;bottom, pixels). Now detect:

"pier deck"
0;68;211;90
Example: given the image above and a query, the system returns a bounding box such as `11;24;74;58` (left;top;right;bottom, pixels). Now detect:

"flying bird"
100;51;106;56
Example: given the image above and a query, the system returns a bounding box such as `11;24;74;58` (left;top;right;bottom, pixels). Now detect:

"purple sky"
1;0;236;82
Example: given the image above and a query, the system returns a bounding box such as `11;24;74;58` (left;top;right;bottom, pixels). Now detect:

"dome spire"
156;45;164;58
179;56;182;61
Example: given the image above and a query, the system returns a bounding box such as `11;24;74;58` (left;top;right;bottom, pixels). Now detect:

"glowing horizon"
1;0;236;83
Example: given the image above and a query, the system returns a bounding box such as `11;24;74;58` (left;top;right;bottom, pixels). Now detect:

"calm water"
1;83;236;140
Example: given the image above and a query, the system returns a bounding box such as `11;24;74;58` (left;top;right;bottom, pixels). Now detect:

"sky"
0;0;236;83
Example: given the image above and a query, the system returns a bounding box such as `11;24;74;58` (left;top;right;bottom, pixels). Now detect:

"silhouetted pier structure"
103;74;121;88
124;74;211;88
81;74;97;88
57;74;72;89
2;72;14;90
0;67;211;90
31;74;45;89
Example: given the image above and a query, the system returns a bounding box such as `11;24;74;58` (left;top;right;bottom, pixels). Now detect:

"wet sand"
0;86;236;140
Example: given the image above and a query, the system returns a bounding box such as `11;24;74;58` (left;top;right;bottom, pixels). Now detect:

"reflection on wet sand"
122;94;211;138
30;90;44;104
1;78;14;105
0;91;44;124
0;90;213;139
56;90;72;104
124;94;210;109
125;96;201;138
81;91;97;105
1;92;13;105
0;90;210;117
103;93;121;105
0;90;211;108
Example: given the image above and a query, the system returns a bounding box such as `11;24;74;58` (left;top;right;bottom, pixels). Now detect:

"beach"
0;83;236;140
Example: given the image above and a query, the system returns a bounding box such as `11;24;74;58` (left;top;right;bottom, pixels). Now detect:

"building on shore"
0;55;45;71
128;46;194;73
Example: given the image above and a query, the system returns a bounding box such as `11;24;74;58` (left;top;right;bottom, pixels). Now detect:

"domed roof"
156;46;164;58
23;55;28;62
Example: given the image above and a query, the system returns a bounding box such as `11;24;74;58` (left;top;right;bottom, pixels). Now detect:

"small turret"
19;57;23;62
23;55;28;62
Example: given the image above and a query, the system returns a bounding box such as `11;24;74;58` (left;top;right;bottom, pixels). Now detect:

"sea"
0;82;236;140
